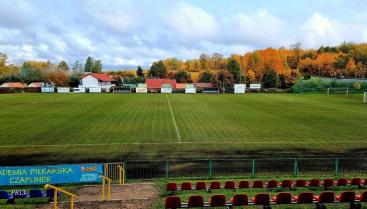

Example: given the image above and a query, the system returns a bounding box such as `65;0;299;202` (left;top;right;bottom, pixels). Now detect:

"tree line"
1;42;367;88
0;56;102;87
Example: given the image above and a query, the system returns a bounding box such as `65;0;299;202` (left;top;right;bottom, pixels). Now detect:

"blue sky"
0;0;367;68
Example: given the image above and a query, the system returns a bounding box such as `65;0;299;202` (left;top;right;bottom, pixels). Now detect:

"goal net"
327;87;349;94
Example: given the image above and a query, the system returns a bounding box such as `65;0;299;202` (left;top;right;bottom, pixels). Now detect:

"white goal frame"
364;91;367;103
327;87;349;95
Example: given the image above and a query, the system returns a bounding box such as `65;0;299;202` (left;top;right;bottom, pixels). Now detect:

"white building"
80;73;115;88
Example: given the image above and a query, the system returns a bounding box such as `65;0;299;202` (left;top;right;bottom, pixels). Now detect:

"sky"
1;0;367;69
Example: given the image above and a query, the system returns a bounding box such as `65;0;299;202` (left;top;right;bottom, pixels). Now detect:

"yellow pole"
122;167;125;185
119;166;122;185
53;189;57;209
70;196;74;209
102;178;105;200
108;179;111;200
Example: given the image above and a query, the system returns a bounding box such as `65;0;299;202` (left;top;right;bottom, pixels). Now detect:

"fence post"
208;160;212;179
335;158;339;176
251;159;255;178
293;159;299;177
124;162;127;183
165;161;169;181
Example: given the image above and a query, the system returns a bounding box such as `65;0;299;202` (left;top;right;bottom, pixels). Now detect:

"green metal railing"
123;158;366;181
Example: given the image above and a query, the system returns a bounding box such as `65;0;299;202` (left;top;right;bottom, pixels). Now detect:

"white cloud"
221;10;286;47
164;2;219;40
301;12;341;48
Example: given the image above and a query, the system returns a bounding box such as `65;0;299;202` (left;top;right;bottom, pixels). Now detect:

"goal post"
327;87;349;95
364;91;367;103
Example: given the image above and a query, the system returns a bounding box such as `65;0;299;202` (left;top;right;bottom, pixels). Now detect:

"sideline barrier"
101;175;112;200
44;184;77;209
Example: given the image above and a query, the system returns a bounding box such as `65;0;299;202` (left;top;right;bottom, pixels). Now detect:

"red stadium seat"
294;192;314;204
336;191;356;202
280;180;293;189
337;178;348;187
357;191;367;202
350;178;361;186
272;192;292;204
166;183;177;191
252;180;264;188
308;179;321;187
316;191;335;203
224;181;235;190
238;180;249;188
323;178;334;189
195;182;206;190
187;195;204;207
267;180;278;189
181;182;192;190
210;181;221;190
165;196;182;209
295;179;306;187
252;193;270;206
231;194;248;206
209;195;227;207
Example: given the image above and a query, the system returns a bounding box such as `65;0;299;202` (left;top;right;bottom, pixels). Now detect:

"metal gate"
103;162;124;183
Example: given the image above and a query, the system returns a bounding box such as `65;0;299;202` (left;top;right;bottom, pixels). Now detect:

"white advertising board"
185;88;196;94
89;87;102;93
234;84;246;94
136;87;147;93
250;84;261;89
41;87;54;93
161;87;172;94
57;87;70;93
73;88;86;93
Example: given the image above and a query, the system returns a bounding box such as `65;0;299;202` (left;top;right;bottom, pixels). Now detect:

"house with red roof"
0;82;26;88
80;73;115;88
146;79;176;92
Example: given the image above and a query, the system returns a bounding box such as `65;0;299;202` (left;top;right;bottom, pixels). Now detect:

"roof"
146;79;176;89
27;82;42;88
0;82;26;88
175;83;188;89
82;73;115;82
195;83;215;88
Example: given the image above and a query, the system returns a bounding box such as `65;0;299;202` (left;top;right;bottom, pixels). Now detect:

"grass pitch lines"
166;95;181;142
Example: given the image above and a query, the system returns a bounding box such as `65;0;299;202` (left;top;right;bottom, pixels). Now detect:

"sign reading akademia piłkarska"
0;164;102;186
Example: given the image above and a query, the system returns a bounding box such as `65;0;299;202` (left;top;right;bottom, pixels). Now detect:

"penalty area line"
166;94;181;143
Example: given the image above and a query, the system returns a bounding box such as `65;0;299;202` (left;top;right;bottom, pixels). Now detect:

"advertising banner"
250;84;261;89
73;88;86;93
136;87;147;93
41;87;54;93
0;163;103;186
89;87;102;93
57;87;70;93
234;84;246;94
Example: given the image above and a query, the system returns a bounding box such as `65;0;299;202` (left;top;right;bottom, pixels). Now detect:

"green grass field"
0;93;366;164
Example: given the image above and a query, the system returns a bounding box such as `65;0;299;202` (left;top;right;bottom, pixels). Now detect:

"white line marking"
166;95;181;142
0;141;366;148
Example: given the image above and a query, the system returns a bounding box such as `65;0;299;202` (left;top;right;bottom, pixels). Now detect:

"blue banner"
0;163;103;186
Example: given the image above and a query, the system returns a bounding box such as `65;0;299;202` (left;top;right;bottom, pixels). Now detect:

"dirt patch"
36;183;159;209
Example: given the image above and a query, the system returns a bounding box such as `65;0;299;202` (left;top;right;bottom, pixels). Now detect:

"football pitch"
0;93;366;164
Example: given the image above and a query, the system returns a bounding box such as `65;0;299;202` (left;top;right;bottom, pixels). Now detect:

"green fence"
123;158;367;181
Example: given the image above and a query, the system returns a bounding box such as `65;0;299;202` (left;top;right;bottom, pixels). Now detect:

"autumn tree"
226;58;241;83
199;53;210;71
72;61;83;73
47;70;69;86
20;61;48;83
148;60;167;78
92;60;102;73
216;70;234;92
198;70;214;83
262;70;278;88
175;70;192;83
57;61;69;71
